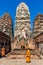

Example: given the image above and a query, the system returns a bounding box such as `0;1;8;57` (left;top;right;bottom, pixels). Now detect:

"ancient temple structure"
0;12;13;37
33;14;43;37
14;2;31;40
33;14;43;54
13;2;34;49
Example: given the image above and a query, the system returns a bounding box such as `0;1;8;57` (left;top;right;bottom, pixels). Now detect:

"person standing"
26;49;31;63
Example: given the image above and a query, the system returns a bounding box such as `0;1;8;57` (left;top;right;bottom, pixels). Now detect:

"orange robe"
26;50;31;62
1;47;5;57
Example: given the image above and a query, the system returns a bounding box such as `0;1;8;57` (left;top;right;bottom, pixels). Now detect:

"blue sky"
0;0;43;29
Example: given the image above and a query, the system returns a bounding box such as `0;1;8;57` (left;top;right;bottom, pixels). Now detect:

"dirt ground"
0;57;43;65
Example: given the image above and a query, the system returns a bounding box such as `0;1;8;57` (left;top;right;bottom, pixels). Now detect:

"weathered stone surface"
14;2;31;39
13;2;32;50
34;33;43;54
34;14;43;37
27;38;35;49
0;12;12;37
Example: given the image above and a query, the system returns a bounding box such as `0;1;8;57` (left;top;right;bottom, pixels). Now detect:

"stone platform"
7;49;42;59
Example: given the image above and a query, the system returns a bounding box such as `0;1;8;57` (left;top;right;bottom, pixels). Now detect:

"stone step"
7;49;36;55
6;49;40;59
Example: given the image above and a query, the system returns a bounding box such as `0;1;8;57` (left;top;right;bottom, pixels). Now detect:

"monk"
26;49;31;63
1;47;6;57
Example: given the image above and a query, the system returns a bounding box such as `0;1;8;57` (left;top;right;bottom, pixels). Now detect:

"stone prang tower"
14;2;31;40
0;12;13;37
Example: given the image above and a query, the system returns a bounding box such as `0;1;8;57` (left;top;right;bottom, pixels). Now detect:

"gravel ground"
0;57;43;65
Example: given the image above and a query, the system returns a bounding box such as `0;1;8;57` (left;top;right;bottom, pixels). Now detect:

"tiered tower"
14;2;31;40
33;14;43;37
0;12;13;37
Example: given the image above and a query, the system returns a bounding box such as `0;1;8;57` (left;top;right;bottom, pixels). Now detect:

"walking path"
0;58;43;65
